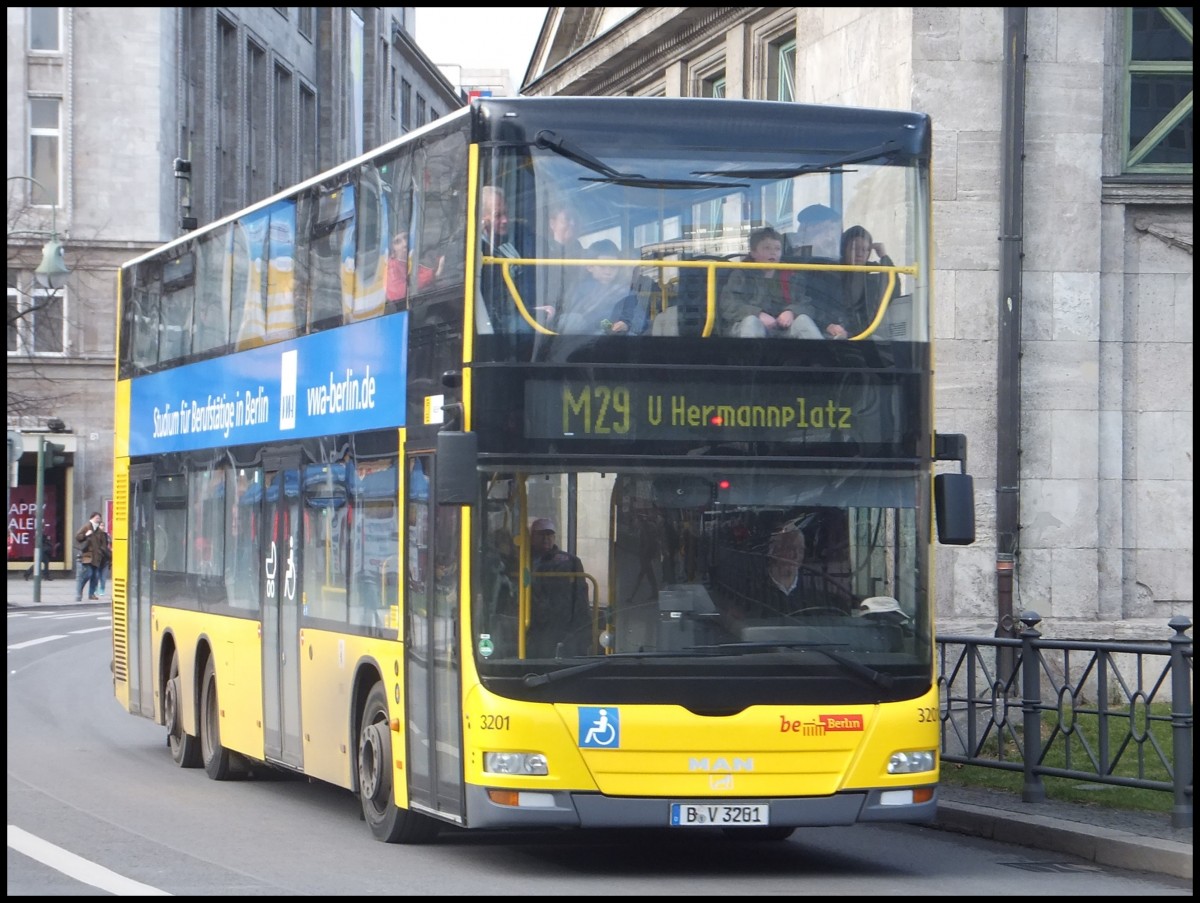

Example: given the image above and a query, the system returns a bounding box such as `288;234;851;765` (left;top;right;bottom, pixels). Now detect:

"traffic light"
45;441;67;468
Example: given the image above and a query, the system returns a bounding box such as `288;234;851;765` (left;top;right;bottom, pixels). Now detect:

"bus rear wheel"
165;652;201;768
201;657;233;780
358;681;438;844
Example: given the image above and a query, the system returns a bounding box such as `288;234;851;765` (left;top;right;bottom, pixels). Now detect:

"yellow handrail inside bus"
482;256;916;340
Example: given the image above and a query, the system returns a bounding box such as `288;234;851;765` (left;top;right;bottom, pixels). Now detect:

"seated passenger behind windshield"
553;239;646;335
799;224;894;340
718;227;820;338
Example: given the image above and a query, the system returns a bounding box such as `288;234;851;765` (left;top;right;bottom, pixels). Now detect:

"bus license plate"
670;803;770;827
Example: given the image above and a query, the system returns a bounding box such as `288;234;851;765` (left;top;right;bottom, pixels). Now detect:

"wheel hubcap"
359;720;389;801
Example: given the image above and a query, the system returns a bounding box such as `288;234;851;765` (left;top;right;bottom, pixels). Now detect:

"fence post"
1167;616;1193;829
1019;611;1045;803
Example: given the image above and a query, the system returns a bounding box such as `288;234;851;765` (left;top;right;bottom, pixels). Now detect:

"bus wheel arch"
357;679;438;844
164;644;201;768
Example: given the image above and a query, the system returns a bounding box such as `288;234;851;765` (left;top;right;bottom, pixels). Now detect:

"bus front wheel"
358;681;438;844
165;652;201;768
201;657;233;780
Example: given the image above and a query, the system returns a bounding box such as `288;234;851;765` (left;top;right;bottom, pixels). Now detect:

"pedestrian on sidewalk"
74;511;106;602
93;518;111;595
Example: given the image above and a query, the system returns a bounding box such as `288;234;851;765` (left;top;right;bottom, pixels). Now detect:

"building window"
701;72;726;98
29;98;61;206
6;275;18;353
416;94;427;127
297;7;314;41
1125;7;1192;173
29;7;60;52
246;40;269;202
300;84;317;179
767;36;796;102
401;79;412;129
8;278;65;356
215;16;240;216
274;64;294;192
389;64;398;121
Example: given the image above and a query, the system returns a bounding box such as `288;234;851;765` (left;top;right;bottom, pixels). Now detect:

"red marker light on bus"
717;479;731;491
709;414;724;426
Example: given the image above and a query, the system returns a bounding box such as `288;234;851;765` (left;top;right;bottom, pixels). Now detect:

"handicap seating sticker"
578;706;620;748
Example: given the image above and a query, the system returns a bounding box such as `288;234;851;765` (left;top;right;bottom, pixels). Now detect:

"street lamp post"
6;175;70;289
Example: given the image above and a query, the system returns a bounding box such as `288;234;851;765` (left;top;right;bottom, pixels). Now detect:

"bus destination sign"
524;377;906;445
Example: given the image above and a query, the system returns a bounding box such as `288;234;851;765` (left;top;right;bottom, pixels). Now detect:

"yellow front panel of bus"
463;685;939;797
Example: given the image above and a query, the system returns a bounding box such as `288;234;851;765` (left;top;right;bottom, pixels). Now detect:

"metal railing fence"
937;612;1192;828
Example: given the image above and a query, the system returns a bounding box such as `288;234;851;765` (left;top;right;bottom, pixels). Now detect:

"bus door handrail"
483;256;916;339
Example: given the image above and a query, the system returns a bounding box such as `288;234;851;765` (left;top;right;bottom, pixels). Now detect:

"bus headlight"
484;752;549;775
887;750;936;774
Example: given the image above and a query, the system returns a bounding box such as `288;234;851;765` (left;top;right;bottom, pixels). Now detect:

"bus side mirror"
934;472;975;545
435;431;478;506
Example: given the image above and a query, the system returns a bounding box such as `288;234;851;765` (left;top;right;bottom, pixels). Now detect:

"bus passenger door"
262;456;303;768
126;464;155;718
405;455;465;820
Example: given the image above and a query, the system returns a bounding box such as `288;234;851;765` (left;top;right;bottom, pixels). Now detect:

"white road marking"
7;825;171;896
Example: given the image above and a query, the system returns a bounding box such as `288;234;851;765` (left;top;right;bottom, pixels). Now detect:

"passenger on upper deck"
543;198;585;319
386;232;408;305
718;227;819;338
788;204;842;262
553;239;646;335
800;225;894;340
478;185;533;330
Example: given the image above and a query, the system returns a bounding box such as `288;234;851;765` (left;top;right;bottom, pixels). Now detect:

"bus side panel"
111;381;132;710
154;608;265;760
298;629;405;793
111;458;131;711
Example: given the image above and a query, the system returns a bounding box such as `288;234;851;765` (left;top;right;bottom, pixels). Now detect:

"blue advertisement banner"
129;315;407;455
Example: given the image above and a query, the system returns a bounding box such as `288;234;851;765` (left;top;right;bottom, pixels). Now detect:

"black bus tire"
358;680;438;844
201;657;233;780
165;651;201;768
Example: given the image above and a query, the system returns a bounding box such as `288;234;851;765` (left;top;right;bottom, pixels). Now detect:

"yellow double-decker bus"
112;96;975;843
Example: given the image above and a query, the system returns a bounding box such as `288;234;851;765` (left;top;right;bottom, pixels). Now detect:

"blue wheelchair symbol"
578;706;620;748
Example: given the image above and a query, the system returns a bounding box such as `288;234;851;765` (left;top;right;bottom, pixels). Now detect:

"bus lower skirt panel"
461;785;937;830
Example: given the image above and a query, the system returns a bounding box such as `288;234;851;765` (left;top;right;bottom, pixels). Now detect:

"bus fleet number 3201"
670;803;770;826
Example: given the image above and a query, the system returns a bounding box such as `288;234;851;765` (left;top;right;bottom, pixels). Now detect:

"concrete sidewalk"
7;573;1191;879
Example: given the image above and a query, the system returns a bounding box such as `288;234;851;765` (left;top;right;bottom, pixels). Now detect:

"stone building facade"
7;6;464;574
523;7;1193;637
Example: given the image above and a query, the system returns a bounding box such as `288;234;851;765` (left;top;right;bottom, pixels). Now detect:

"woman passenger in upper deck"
800;225;895;340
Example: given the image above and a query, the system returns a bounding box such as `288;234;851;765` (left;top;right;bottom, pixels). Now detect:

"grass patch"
939;762;1174;814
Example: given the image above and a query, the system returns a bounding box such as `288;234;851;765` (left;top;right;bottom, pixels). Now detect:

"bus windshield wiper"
691;642;895;691
522;649;715;687
691;140;901;180
535;129;746;190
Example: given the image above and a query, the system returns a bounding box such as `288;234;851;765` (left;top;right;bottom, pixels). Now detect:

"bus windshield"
475;123;925;348
471;464;929;707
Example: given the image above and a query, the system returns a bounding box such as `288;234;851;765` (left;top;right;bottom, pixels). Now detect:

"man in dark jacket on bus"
526;518;589;658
